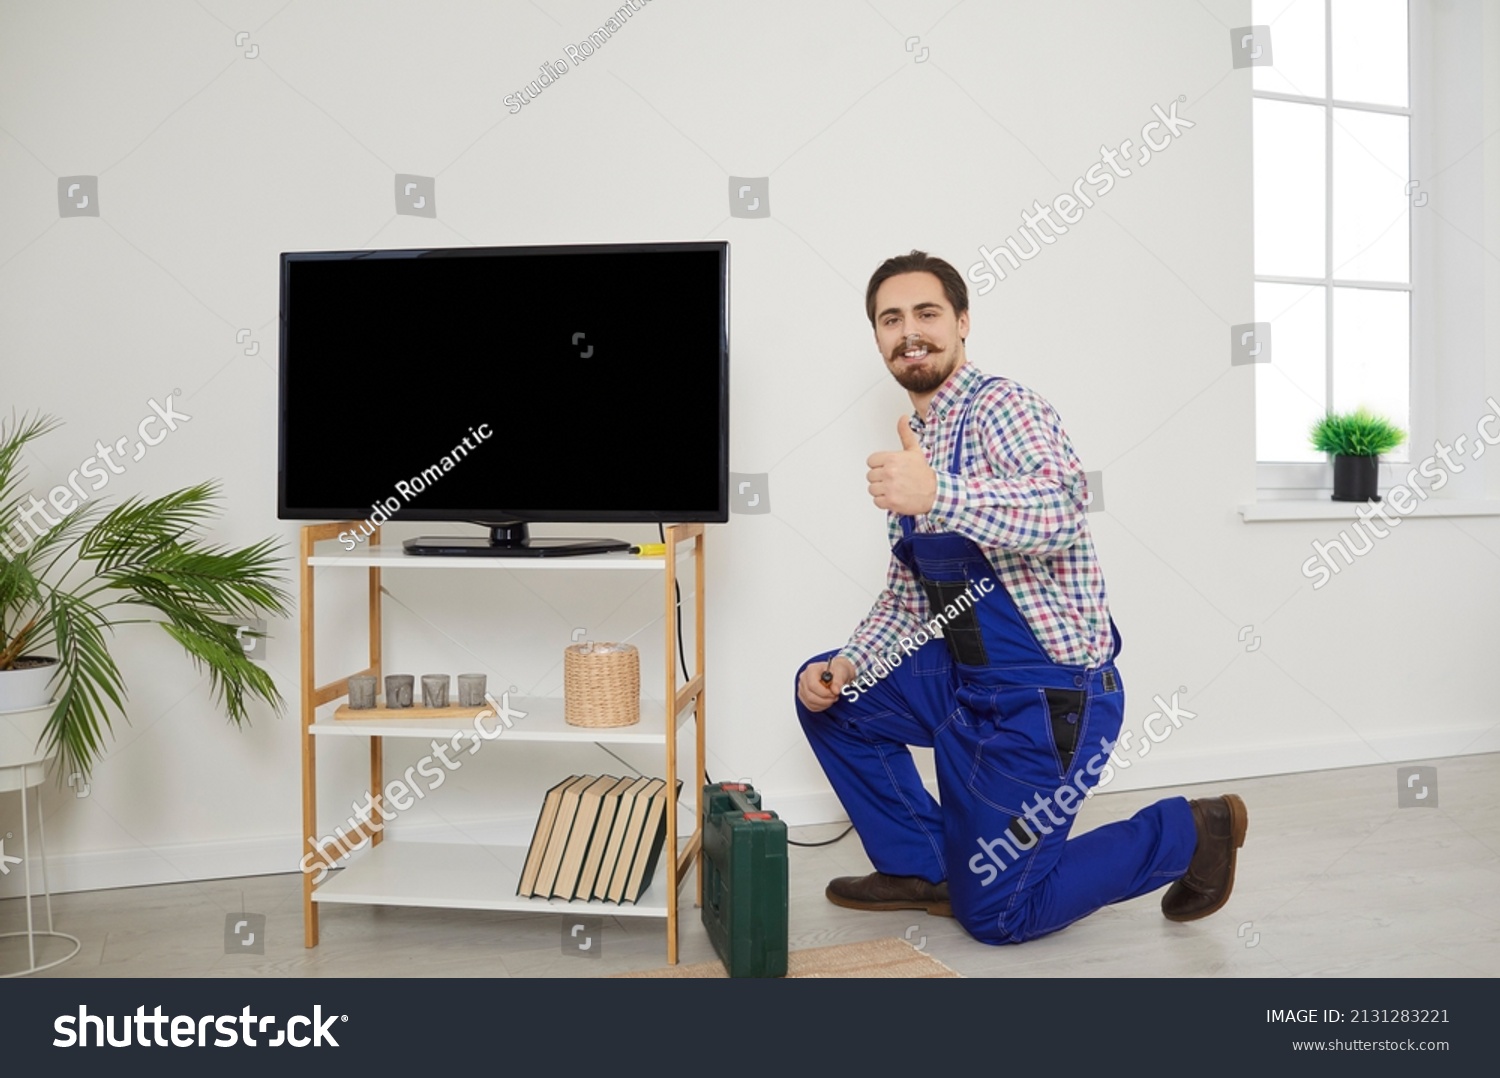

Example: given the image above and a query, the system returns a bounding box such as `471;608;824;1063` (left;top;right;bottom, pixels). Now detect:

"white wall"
1;0;1496;896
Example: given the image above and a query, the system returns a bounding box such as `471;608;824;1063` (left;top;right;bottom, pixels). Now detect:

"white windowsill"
1238;499;1500;522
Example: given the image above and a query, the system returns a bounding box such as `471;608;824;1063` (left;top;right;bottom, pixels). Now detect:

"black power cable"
658;523;689;684
786;824;855;848
665;524;853;849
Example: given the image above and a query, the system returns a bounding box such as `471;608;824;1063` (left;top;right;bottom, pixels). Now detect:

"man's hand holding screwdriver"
798;656;857;712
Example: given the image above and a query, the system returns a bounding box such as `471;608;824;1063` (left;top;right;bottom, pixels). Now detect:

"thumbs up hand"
866;415;937;514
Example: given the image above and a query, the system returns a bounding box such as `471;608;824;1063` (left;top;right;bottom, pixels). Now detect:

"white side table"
0;703;81;977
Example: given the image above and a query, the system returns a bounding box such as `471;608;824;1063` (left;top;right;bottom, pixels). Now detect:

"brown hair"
864;250;969;327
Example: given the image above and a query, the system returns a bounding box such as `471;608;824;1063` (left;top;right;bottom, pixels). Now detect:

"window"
1251;0;1411;469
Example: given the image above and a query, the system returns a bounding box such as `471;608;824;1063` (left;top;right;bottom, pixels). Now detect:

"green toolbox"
700;782;788;978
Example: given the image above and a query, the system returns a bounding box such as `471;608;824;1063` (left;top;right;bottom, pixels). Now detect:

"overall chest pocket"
917;576;989;667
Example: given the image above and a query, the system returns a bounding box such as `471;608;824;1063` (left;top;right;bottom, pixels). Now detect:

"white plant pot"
0;703;55;787
0;656;59;713
0;661;59;789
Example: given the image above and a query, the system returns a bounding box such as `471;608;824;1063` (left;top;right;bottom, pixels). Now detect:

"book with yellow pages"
575;776;636;900
591;776;653;900
531;775;596;898
622;779;681;903
551;775;621;899
604;778;666;903
516;775;583;897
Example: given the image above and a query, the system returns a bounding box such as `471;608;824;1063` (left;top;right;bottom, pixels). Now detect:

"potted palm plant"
0;411;291;781
1309;408;1406;502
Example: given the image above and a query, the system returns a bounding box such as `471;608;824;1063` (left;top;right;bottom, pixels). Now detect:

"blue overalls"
797;382;1198;944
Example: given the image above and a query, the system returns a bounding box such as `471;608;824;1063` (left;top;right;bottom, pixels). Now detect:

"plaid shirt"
837;361;1113;673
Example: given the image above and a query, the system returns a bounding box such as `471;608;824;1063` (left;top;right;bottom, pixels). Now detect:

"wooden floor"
5;753;1497;978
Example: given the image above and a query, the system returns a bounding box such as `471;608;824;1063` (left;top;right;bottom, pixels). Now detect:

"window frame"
1253;0;1417;492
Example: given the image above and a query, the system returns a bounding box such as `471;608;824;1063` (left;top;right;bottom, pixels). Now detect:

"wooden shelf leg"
368;556;383;846
664;525;679;965
301;521;368;949
695;529;706;910
300;524;321;949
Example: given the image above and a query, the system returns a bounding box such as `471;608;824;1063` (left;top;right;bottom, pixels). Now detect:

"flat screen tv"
278;240;729;556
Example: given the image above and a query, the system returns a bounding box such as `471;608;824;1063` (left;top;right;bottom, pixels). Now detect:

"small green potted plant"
1308;408;1407;502
0;411;291;781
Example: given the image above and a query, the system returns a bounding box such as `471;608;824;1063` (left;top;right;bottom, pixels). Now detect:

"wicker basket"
563;642;640;728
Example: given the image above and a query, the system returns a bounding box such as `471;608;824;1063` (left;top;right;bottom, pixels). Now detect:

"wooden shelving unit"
298;522;706;963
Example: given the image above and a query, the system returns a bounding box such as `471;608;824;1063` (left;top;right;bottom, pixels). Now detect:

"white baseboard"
762;790;852;830
770;723;1500;822
4;727;1492;898
1087;722;1500;795
0;833;300;901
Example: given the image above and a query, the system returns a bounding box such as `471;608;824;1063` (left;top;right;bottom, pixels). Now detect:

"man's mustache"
892;338;942;361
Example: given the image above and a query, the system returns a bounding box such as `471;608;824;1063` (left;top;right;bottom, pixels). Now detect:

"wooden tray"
333;698;493;721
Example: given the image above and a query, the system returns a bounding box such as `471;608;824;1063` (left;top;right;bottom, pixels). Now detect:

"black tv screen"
277;241;729;526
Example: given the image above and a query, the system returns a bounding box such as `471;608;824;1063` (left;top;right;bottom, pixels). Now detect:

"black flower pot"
1331;454;1380;502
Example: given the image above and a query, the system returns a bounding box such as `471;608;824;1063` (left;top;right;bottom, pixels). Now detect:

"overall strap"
948;376;1005;475
898;375;1005;537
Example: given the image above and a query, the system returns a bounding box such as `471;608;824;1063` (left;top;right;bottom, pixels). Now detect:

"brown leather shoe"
826;872;953;917
1161;794;1248;922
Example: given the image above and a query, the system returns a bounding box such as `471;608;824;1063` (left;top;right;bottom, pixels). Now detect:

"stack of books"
516;774;678;903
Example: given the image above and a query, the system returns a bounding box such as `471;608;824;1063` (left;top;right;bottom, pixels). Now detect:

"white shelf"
307;542;695;571
299;522;706;962
311;839;674;917
312;695;686;744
